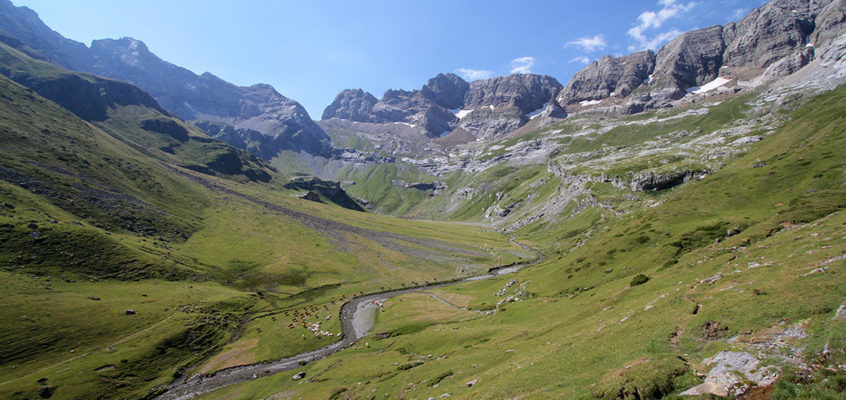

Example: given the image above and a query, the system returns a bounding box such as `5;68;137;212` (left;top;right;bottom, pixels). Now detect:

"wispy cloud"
569;56;591;65
565;35;607;52
456;68;493;81
510;57;535;74
627;0;696;50
730;8;748;21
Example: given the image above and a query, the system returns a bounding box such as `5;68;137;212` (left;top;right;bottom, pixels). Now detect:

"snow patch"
580;100;602;107
527;106;546;119
456;109;474;119
690;77;731;94
489;105;495;111
396;122;417;128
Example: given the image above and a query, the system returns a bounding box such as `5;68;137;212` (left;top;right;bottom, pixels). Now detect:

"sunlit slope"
208;84;846;399
0;69;522;399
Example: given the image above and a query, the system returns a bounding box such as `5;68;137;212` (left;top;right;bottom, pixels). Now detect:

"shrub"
630;274;650;286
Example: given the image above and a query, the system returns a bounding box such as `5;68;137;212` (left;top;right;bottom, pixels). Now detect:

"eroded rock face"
457;106;527;140
651;25;726;98
722;0;816;74
464;74;563;114
812;0;846;49
368;89;457;137
558;51;655;104
321;89;378;122
421;73;469;110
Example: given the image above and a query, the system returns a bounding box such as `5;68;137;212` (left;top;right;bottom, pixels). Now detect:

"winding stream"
155;238;542;400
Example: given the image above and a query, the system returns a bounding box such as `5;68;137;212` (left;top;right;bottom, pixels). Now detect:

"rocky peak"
420;73;469;109
558;50;655;104
650;25;726;98
0;0;92;70
464;74;563;114
321;88;378;121
721;0;817;75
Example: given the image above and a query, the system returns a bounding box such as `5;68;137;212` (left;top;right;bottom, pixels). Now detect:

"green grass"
195;84;846;400
0;56;524;400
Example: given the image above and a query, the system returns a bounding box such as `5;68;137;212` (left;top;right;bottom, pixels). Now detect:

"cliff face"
558;51;656;105
324;73;564;140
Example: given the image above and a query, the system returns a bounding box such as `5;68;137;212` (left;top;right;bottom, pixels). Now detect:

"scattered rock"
466;378;477;387
680;351;779;397
835;304;846;320
701;274;722;284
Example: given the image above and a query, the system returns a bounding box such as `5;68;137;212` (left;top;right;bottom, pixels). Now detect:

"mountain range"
0;0;845;399
4;0;845;159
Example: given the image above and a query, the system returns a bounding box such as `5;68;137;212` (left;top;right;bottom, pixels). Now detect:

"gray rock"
321;89;378;121
559;51;655;104
651;25;726;98
464;74;562;114
457;106;526;140
536;99;568;125
680;351;779;397
758;47;815;82
811;0;846;50
367;89;457;137
421;73;469;110
125;309;136;315
722;0;816;74
630;170;706;191
292;371;306;381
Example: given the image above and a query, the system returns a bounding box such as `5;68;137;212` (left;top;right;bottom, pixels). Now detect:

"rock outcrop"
283;177;364;211
324;73;563;140
463;74;562;114
569;0;846;110
321;89;378;122
558;51;655;104
421;73;469;109
651;25;727;99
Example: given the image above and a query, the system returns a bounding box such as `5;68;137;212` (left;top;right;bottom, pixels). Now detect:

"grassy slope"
202;85;846;399
0;69;522;399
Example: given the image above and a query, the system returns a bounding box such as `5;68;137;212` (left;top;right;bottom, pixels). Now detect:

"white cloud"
569;56;591;65
730;8;748;21
510;57;535;74
627;0;696;50
565;35;607;52
456;68;493;81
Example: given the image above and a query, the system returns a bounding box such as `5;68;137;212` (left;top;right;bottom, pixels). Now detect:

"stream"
155;238;542;400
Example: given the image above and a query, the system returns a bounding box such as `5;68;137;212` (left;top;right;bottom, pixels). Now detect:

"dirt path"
154;238;544;400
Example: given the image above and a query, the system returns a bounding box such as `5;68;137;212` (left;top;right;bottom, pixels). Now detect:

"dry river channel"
156;238;542;400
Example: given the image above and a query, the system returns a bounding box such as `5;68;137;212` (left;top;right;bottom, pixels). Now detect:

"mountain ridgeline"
2;0;845;152
0;0;846;399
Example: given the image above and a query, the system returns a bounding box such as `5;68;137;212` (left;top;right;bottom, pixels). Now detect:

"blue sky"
15;0;766;117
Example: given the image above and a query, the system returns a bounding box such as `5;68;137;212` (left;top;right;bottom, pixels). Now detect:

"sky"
14;0;767;117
